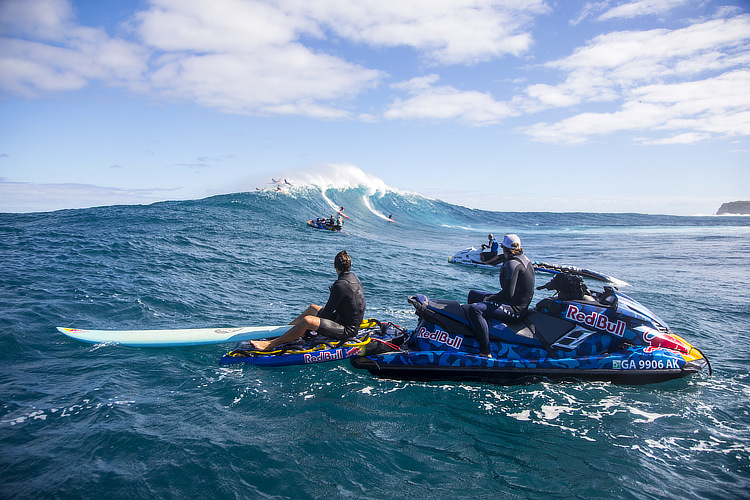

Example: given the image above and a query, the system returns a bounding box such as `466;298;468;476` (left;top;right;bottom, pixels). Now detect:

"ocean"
2;183;749;499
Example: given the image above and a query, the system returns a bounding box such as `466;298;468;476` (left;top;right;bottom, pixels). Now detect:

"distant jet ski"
307;217;343;232
351;274;709;384
448;247;628;286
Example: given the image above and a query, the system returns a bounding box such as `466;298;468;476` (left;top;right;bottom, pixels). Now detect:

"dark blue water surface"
2;187;749;499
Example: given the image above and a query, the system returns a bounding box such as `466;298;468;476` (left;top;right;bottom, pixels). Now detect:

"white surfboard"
57;325;293;347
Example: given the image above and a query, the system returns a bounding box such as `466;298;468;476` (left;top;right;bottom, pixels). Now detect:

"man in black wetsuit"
249;250;366;351
466;234;535;357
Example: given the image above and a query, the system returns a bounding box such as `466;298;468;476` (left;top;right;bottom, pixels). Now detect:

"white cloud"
638;132;711;145
573;0;692;25
550;15;750;82
0;0;72;40
522;13;750;143
598;0;692;21
2;0;749;145
0;180;175;213
135;0;313;52
385;74;516;125
0;0;148;97
297;0;549;65
526;70;750;144
148;45;382;118
0;0;550;117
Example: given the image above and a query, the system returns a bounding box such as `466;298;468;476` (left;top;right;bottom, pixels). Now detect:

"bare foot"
250;340;273;351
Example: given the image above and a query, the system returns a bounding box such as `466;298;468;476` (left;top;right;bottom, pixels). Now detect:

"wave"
9;165;745;237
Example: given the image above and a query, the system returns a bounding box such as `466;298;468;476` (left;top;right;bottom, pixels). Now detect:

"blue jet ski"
351;274;709;384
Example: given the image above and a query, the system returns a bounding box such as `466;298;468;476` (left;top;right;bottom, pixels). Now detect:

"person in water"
248;250;366;351
480;234;500;263
466;234;535;357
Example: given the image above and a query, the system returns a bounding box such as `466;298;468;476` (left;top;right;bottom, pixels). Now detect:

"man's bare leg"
251;305;322;351
289;304;321;325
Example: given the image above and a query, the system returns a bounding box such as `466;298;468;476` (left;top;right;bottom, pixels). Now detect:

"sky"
1;0;749;215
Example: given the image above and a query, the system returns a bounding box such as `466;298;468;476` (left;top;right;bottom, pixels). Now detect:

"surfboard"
337;210;351;219
57;325;293;347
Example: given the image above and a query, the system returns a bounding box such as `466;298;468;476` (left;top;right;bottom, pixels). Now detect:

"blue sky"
1;0;749;215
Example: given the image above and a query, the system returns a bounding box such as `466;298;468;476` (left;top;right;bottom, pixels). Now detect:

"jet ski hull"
351;288;708;385
350;349;707;384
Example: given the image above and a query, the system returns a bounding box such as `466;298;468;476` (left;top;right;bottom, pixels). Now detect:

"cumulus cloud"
0;0;547;117
522;13;750;143
1;0;749;145
384;74;517;125
299;0;549;65
0;0;148;97
598;0;692;21
526;70;750;144
573;0;692;24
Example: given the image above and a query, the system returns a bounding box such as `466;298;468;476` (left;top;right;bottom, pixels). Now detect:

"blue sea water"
2;184;750;499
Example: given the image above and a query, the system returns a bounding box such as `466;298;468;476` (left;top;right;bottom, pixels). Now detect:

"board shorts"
316;318;358;340
480;251;497;261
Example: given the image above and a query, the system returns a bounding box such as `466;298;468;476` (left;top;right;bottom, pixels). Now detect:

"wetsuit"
466;254;535;355
481;238;499;261
316;271;366;340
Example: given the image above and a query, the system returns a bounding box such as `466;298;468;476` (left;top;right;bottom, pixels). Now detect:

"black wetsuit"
316;271;366;339
466;254;535;355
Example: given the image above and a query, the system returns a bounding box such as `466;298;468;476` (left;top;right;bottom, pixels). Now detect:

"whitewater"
2;172;749;499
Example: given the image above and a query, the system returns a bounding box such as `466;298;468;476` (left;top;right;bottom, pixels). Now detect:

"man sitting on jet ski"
466;234;535;357
480;233;501;264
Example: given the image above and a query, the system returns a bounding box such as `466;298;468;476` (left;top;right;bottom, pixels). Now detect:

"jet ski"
449;247;628;286
351;274;709;384
307;217;343;232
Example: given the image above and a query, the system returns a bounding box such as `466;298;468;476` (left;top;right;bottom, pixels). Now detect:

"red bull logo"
346;346;363;356
565;305;626;337
302;346;363;364
303;349;345;364
642;329;691;354
416;326;463;349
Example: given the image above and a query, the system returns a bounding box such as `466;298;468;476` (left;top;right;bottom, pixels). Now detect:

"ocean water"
2;184;749;499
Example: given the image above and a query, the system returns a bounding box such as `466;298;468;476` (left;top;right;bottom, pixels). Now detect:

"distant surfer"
466;234;535;358
247;251;366;351
480;234;501;264
337;206;351;219
271;178;291;186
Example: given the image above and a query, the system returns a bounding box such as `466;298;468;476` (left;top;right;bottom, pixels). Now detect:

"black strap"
523;316;558;359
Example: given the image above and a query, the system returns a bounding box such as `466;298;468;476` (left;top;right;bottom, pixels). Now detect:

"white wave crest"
287;164;396;197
